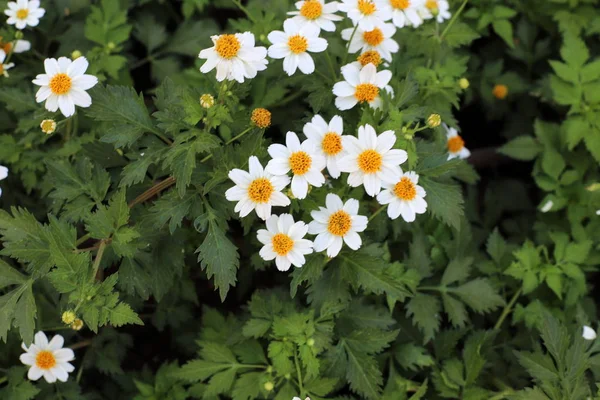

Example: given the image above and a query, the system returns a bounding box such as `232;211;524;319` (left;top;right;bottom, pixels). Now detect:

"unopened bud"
71;50;82;60
15;31;24;39
71;319;84;331
264;382;274;391
459;78;470;89
40;119;56;134
427;114;441;128
200;94;215;109
492;84;508;100
307;338;315;347
251;108;271;129
107;42;116;50
62;311;76;325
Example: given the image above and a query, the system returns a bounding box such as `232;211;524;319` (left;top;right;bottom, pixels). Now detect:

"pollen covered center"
391;0;410;9
358;0;376;15
354;83;379;103
357;149;383;173
425;0;438;10
1;42;12;53
247;178;274;203
16;8;29;19
394;177;417;200
300;0;323;19
289;151;312;175
0;64;4;75
215;34;241;59
271;233;294;255
327;210;352;236
358;50;382;67
322;133;343;155
49;73;72;95
363;28;384;46
288;34;308;54
447;136;465;153
35;351;56;370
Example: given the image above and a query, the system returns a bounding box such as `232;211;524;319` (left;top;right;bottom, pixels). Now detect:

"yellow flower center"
288;34;308;54
363;28;384;46
357;149;382;173
49;73;72;95
35;351;56;370
358;0;376;15
447;135;465;153
1;41;11;54
0;64;4;75
425;0;438;10
322;133;343;155
300;0;323;19
327;210;352;236
41;120;56;133
16;8;29;19
354;83;379;103
289;151;312;175
215;34;241;59
492;84;508;99
251;108;272;128
271;233;294;255
357;50;382;67
394;177;417;200
247;178;274;203
391;0;410;9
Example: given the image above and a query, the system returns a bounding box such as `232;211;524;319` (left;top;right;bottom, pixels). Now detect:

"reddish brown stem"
127;176;177;208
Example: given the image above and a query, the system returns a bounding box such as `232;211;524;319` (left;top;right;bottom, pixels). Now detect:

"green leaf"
487;228;507;264
395;343;434;371
406;293;441;343
498;136;542;160
443;22;480;48
420;178;464;230
492;20;515;48
84;0;132;46
452;279;505;314
441;257;473;286
109;302;144;327
0;260;27;288
560;33;589;68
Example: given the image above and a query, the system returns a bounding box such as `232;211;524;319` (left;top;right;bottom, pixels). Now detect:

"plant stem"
76;233;91;246
493;288;522;330
440;0;469;41
324;49;337;81
69;339;93;350
127;176;177;208
64;118;72;142
0;376;7;385
90;240;107;283
294;348;304;396
200;126;254;163
341;25;359;68
232;0;257;23
368;204;387;222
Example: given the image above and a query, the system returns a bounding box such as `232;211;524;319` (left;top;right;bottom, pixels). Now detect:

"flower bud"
200;94;215;109
71;319;84;331
492;84;508;100
40;119;57;134
427;114;441;128
264;382;274;391
459;78;470;89
107;42;116;50
62;311;76;325
251;108;271;129
71;50;82;60
14;31;23;39
307;338;315;347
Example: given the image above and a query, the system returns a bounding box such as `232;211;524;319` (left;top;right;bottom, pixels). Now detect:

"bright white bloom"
225;156;291;220
199;32;268;83
596;210;600;216
0;50;15;77
338;0;386;30
0;164;8;196
303;115;346;179
376;0;426;28
287;0;343;32
20;332;75;383
257;214;314;271
268;19;328;76
420;0;450;23
32;57;98;118
338;124;407;196
583;325;597;341
308;193;368;257
341;23;399;62
377;170;427;222
333;63;392;110
266;131;326;199
4;0;44;30
445;124;470;160
541;200;553;213
1;38;31;53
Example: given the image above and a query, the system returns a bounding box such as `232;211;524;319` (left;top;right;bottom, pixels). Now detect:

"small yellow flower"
251;108;271;129
427;114;441;128
61;311;76;325
200;94;215;109
492;84;508;99
40;119;56;134
71;319;84;331
264;382;274;391
459;78;470;89
71;50;82;60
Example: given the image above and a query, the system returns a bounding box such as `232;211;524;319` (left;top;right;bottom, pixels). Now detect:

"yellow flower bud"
107;42;116;50
62;311;76;325
307;338;315;347
71;50;82;60
492;84;508;100
264;382;274;391
459;78;470;89
200;94;215;109
251;108;271;129
71;319;84;331
40;119;57;134
427;114;441;128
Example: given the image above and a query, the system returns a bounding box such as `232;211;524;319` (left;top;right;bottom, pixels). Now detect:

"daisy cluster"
1;0;44;77
199;0;470;272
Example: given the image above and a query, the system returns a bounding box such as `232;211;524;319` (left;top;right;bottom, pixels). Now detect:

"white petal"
376;130;396;153
67;57;89;77
48;335;64;350
375;69;392;87
266;158;291;176
332;81;355;97
297;52;315;74
583;325;597;340
34;332;49;348
27;366;43;381
307;37;328;53
69;89;92;108
283;54;299;75
54;348;75;362
58;95;75;118
363;173;381;196
72;74;98;90
248;156;264;177
286;131;302;151
228;169;251;186
335;95;358;110
278;214;295;233
341;63;361;86
43;370;57;383
291;175;309;199
271;191;291;206
52;365;69;382
44;58;59;76
343;198;359;215
327;236;343;257
275;256;292;271
314;232;335;252
326;193;343;210
20;353;35;366
260;245;277;261
268;43;289;59
255;203;272;220
343;231;362;250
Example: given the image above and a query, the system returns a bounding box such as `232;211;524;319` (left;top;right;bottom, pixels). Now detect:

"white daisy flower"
0;164;8;196
377;0;426;28
332;63;392;110
338;124;407;196
4;0;45;30
308;193;368;258
32;57;98;118
287;0;343;32
257;214;314;271
0;50;15;77
420;0;450;23
225;156;291;220
1;38;31;53
341;22;399;62
199;32;268;83
444;124;470;160
267;19;328;76
303;114;347;179
266;131;326;199
338;0;387;31
20;332;75;383
377;169;427;222
583;325;597;341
